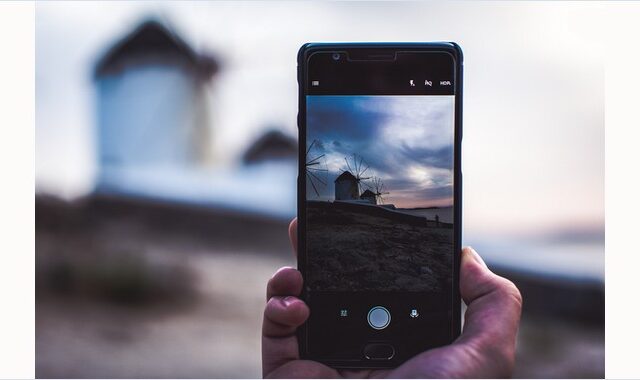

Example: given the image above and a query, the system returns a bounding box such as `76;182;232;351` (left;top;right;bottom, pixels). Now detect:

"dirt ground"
35;196;604;378
37;251;291;378
306;202;452;292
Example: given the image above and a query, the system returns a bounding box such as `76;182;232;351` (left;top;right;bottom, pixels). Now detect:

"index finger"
288;218;297;257
266;267;303;301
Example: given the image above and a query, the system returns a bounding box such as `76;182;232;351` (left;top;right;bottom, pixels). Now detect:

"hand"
262;219;522;378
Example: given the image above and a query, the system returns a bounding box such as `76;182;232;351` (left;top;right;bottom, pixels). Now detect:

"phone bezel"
296;42;463;369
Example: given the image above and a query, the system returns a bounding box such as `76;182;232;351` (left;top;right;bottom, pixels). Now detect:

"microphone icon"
410;309;419;318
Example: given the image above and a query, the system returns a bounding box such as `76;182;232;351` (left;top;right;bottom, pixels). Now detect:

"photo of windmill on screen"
306;95;454;292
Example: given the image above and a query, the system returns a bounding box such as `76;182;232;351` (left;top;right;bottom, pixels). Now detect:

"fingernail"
272;266;293;279
468;246;487;268
283;296;298;307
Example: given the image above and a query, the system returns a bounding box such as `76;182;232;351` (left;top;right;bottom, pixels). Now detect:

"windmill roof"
360;189;376;197
334;171;357;183
242;129;297;164
94;19;219;79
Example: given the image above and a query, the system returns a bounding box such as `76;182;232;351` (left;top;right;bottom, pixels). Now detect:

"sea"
398;206;454;224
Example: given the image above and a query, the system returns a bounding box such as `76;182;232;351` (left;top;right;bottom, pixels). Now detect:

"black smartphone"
297;43;462;368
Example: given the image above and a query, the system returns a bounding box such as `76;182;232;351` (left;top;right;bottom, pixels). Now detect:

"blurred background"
35;1;604;378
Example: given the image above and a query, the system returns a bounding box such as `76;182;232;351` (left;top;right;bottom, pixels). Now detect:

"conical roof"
360;189;376;197
334;171;357;183
94;20;218;79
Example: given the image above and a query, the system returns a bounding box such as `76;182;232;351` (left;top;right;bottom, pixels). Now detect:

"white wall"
96;66;204;186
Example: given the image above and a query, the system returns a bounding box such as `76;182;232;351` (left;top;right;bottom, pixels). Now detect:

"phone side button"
363;343;395;360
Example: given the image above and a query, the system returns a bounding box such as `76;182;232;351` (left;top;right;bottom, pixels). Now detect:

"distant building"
360;189;377;205
242;129;297;165
93;20;219;190
334;171;359;200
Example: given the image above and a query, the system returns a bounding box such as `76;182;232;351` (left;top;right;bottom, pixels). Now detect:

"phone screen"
300;47;460;365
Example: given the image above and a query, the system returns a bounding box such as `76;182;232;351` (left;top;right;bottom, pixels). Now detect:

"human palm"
262;219;522;378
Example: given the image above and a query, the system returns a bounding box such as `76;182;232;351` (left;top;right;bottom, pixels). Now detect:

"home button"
363;343;395;360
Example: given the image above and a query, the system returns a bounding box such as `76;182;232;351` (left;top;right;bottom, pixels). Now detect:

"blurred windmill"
368;176;390;205
305;139;328;197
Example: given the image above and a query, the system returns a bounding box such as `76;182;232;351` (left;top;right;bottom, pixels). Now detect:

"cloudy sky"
307;95;454;208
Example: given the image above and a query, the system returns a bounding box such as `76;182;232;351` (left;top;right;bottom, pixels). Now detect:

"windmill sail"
367;176;389;205
306;139;328;197
367;176;390;205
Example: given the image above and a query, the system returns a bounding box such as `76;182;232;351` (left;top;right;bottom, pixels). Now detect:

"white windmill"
335;154;371;201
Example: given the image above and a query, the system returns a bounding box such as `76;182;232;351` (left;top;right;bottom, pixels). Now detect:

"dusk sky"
307;95;454;208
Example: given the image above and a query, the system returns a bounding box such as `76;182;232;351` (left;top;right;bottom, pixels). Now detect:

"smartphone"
297;43;463;368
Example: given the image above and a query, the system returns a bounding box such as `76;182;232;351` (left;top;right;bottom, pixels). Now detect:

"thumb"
459;246;521;309
455;247;522;376
459;246;493;305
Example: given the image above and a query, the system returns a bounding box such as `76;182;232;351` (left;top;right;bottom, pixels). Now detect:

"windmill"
342;153;371;195
305;139;328;197
368;176;390;205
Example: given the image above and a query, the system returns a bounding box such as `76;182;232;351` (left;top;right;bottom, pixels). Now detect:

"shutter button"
367;306;391;330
